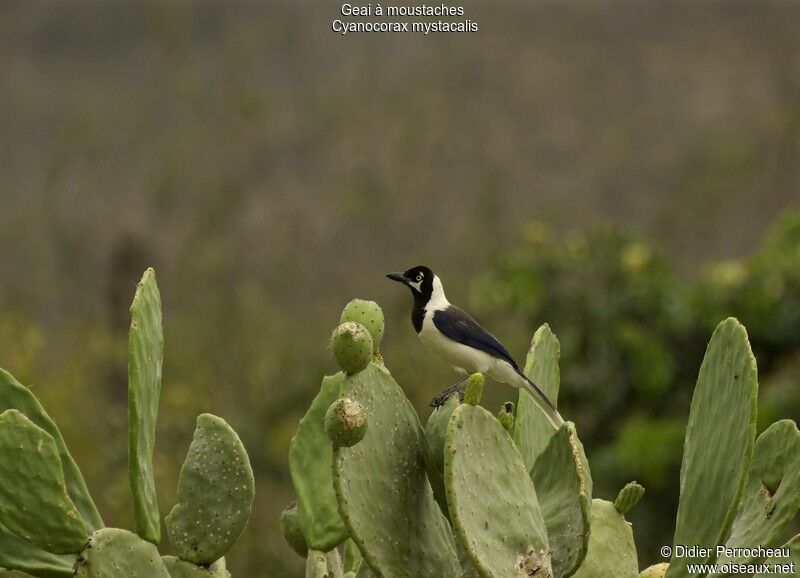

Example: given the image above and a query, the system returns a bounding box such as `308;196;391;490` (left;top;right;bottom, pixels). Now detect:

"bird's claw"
429;381;467;408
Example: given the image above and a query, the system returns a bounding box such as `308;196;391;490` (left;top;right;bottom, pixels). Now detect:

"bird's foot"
430;378;468;408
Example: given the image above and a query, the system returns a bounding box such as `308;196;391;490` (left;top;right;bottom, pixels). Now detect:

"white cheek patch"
409;280;423;292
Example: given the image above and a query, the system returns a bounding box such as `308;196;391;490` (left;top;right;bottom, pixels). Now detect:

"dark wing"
432;306;519;369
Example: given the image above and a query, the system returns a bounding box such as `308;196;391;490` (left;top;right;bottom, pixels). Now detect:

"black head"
386;265;434;301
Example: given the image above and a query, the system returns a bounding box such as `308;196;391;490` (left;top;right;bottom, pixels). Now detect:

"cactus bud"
639;563;669;578
340;299;384;352
614;481;645;515
331;322;373;375
497;402;515;433
325;398;368;447
280;502;309;557
463;373;484;406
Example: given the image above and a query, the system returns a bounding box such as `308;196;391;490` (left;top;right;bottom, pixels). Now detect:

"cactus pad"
639;563;668;578
0;368;103;530
343;539;363;574
445;403;551;578
331;322;374;375
0;524;74;578
514;324;561;471
128;267;164;544
165;414;254;565
74;528;169;578
530;422;592;577
423;395;460;515
571;499;638;578
614;482;645;515
0;410;88;554
340;299;385;352
717;419;800;568
667;318;758;578
753;534;799;578
325;398;367;448
333;362;461;578
289;373;349;551
161;556;230;578
280;503;309;557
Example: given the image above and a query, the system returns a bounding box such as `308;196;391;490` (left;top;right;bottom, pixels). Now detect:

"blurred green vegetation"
1;2;800;576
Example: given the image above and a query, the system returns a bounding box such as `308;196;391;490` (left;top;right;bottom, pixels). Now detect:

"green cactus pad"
0;368;103;530
445;403;551;578
280;503;309;557
325;398;367;448
667;318;758;578
340;299;385;352
165;414;254;565
0;524;74;578
128;268;164;544
514;324;561;471
343;539;363;574
333;362;461;578
423;395;460;515
289;373;349;551
717;419;800;568
161;556;230;578
463;373;484;406
74;528;169;578
0;410;88;554
639;563;668;578
571;499;638;578
530;422;592;578
753;534;799;578
497;402;514;433
614;482;645;515
331;322;374;375
0;570;37;578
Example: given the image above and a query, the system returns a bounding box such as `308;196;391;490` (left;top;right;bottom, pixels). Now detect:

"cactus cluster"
286;299;800;578
0;268;254;578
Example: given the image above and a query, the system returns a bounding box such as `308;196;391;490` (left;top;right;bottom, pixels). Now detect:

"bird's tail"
516;371;564;429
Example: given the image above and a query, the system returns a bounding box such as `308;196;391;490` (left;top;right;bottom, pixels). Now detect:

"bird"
386;265;564;429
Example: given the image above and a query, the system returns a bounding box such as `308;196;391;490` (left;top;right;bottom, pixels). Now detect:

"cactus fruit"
165;414;254;565
74;528;169;578
667;318;758;578
0;525;75;578
614;482;645;515
445;402;551;578
497;402;514;434
463;373;484;406
325;398;367;448
639;563;669;578
571;499;638;578
289;373;349;551
280;503;309;557
423;395;460;515
717;419;800;568
514;324;561;471
340;299;385;352
161;556;231;578
0;368;103;530
0;410;88;554
530;422;593;577
333;362;461;577
128;267;164;544
331;322;374;375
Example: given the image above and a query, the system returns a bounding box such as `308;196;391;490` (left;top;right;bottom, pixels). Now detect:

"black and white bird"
386;265;564;429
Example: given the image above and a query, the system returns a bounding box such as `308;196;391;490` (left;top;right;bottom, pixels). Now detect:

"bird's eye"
416;274;422;281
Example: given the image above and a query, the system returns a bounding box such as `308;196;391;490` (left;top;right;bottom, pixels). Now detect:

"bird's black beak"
386;272;407;285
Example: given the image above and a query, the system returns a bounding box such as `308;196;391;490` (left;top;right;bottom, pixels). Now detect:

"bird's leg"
430;375;470;408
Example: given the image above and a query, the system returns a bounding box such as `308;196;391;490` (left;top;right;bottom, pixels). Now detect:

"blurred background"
1;1;799;576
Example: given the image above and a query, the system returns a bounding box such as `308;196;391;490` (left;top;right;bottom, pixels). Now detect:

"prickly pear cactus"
613;482;644;515
530;422;592;578
161;556;230;578
717;419;800;568
325;398;368;448
280;503;309;557
340;299;384;352
639;563;668;578
753;534;799;578
333;362;461;577
331;322;374;375
75;528;169;578
423;395;459;515
514;324;561;470
0;410;88;555
444;376;551;578
571;499;638;578
128;267;164;544
289;373;349;552
666;318;758;578
165;414;254;565
0;525;74;578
